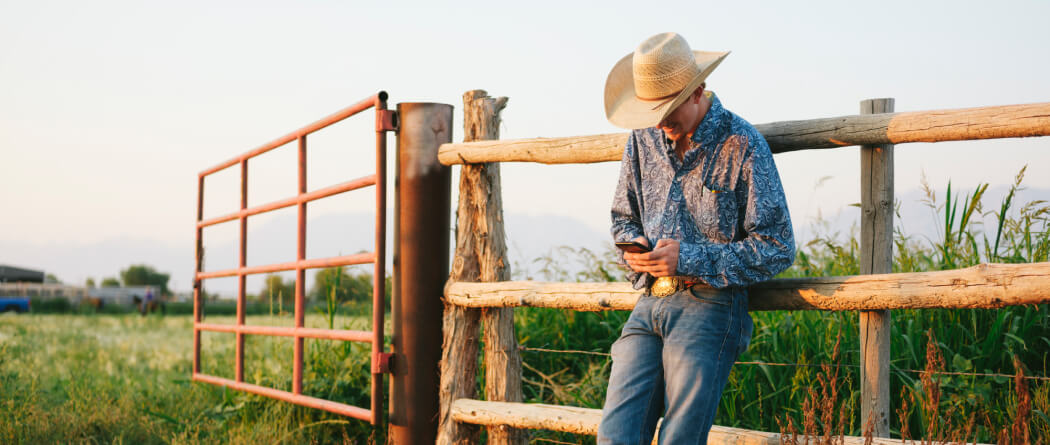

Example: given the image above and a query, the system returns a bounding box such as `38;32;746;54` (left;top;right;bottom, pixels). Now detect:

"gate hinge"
372;352;394;374
376;110;398;132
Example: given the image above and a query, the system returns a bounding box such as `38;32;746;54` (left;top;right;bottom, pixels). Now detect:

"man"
599;32;795;444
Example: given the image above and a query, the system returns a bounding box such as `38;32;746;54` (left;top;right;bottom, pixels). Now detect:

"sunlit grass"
0;312;380;444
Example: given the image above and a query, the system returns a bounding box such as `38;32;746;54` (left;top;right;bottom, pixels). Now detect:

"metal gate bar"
192;91;394;424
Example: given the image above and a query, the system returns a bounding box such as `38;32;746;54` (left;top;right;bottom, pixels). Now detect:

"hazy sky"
2;0;1048;291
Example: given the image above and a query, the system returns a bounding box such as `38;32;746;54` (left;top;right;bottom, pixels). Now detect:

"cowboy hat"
604;32;729;130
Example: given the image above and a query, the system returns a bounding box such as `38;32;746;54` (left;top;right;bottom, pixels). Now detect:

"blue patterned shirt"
611;92;795;290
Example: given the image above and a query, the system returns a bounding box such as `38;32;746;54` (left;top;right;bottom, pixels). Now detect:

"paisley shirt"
611;92;795;290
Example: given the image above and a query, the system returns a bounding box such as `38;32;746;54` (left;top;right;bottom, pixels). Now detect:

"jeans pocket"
687;286;731;306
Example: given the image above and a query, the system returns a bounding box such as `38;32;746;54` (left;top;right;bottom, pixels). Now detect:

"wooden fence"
435;90;1050;444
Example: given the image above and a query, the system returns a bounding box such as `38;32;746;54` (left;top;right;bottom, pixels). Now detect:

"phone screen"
615;241;651;254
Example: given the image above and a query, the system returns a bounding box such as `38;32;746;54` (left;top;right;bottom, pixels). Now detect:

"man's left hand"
623;239;679;277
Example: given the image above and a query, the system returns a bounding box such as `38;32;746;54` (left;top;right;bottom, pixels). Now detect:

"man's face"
658;89;703;142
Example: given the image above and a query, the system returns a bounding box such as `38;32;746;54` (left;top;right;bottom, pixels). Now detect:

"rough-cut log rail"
444;262;1050;311
449;399;992;445
437;102;1050;165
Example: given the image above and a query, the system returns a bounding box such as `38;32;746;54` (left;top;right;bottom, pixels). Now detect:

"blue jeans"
598;285;753;445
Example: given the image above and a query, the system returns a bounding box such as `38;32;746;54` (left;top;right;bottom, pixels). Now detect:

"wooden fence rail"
450;399;994;445
437;101;1050;165
444;262;1050;312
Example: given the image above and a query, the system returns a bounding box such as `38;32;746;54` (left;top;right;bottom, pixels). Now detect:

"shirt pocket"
683;169;738;242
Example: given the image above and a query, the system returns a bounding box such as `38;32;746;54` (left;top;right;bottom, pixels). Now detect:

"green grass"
0;311;383;444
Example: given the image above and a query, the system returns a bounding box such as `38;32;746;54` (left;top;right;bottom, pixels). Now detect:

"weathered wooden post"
390;102;453;444
467;91;527;445
859;97;894;438
438;90;524;444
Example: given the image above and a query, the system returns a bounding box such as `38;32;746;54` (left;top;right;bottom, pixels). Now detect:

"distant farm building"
0;283;158;306
0;264;157;306
0;264;88;303
0;282;89;303
0;264;45;283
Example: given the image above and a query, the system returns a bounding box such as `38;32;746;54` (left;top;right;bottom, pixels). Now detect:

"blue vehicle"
0;297;30;313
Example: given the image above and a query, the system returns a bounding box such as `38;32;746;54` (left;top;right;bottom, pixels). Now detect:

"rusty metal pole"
293;134;307;396
236;159;248;382
372;93;390;425
193;175;204;375
389;102;453;444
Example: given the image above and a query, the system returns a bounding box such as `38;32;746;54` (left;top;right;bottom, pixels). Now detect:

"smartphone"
615;241;652;254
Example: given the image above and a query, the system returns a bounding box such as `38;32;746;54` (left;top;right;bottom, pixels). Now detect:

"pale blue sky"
2;0;1048;291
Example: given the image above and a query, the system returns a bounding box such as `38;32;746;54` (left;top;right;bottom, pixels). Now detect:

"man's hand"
623;238;679;277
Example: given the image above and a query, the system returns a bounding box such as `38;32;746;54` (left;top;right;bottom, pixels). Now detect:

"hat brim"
604;50;729;130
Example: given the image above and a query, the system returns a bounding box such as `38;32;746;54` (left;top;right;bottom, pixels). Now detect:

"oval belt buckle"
650;276;679;297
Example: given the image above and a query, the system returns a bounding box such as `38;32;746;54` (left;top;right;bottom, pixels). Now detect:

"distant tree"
85;277;96;288
44;273;62;284
119;264;170;295
202;290;223;302
311;267;373;304
259;274;295;302
100;277;121;287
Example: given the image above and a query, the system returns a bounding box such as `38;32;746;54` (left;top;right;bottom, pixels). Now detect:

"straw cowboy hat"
604;32;729;130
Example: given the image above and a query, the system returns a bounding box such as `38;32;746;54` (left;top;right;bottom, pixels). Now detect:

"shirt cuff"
614;225;645;243
676;241;710;278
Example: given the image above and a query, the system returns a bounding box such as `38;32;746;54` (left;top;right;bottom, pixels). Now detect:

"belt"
649;276;703;297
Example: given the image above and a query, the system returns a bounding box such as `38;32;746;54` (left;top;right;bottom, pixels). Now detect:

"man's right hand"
622;237;650;273
624;237;681;277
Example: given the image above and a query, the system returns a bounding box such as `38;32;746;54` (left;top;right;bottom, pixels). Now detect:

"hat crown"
632;33;699;100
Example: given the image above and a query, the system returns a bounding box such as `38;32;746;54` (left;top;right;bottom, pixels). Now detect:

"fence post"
859;97;894;438
464;91;527;445
390;102;453;444
437;90;516;444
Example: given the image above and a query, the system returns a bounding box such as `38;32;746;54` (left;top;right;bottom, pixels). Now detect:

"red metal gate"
192;91;396;423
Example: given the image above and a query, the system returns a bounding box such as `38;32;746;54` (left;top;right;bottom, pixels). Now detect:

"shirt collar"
660;92;730;167
689;91;730;151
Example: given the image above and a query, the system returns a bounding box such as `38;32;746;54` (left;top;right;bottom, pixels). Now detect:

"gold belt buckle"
650;276;682;297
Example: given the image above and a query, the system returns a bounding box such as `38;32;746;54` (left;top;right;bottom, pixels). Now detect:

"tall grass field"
1;169;1048;443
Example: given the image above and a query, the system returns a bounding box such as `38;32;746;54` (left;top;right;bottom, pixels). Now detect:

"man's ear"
692;83;706;102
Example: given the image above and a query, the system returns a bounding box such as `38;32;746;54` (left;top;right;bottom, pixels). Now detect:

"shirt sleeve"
677;135;796;288
610;132;649;289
